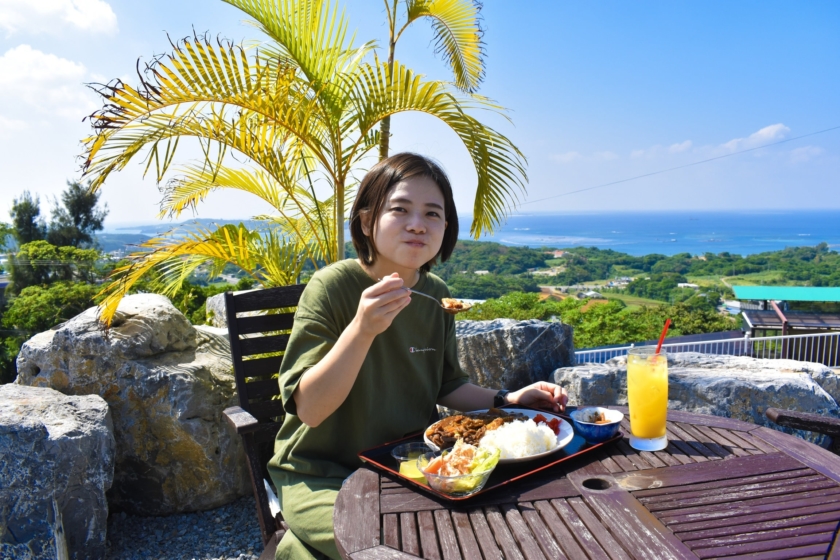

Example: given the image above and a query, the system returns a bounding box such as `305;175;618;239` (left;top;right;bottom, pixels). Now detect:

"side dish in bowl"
569;407;624;444
417;441;500;496
390;442;431;483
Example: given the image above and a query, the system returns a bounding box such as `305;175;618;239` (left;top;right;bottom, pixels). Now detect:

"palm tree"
378;0;485;159
82;0;526;324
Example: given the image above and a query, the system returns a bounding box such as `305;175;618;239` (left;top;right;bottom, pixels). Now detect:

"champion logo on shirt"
409;347;436;353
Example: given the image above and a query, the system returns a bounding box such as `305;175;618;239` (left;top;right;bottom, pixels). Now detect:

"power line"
519;124;840;207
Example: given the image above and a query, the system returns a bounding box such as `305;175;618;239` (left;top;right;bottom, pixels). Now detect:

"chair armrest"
765;407;840;438
223;406;261;435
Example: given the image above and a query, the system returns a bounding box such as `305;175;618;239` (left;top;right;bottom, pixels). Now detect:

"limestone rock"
206;288;269;330
456;319;574;391
553;352;840;445
195;324;230;341
0;384;115;560
15;294;249;516
205;292;227;329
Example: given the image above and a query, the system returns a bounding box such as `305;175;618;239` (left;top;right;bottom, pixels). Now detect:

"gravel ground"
106;495;265;560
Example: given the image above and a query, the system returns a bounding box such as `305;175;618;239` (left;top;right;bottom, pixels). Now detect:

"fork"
377;278;470;314
404;288;470;315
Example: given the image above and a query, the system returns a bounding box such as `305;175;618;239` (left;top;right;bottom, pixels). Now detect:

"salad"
420;440;500;494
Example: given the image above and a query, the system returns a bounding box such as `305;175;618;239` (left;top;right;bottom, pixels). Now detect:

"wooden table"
334;407;840;559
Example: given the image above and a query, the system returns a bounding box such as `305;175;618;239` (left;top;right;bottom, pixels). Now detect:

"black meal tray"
358;407;621;502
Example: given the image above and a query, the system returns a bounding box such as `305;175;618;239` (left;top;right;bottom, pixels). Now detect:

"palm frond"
97;223;306;325
347;58;527;237
83;35;333;190
403;0;485;92
162;163;339;261
222;0;371;120
83;0;527;304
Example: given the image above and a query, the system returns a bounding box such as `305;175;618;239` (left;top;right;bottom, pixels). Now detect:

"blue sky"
0;0;838;226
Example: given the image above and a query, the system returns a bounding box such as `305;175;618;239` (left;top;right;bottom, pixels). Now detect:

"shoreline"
98;209;840;258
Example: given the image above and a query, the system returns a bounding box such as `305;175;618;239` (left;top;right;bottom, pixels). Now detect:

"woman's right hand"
353;273;412;337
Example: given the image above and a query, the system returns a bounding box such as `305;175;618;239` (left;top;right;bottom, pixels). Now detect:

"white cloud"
721;123;790;152
632;140;692;159
0;44;96;119
552;151;582;164
631;145;663;159
0;113;27;133
593;151;618;161
0;44;85;85
552;150;619;164
790;145;824;163
0;0;118;36
668;140;692;153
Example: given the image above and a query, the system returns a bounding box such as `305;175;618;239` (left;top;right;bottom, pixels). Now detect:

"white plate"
424;408;575;464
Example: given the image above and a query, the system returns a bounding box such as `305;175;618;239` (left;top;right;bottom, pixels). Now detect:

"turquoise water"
458;210;840;256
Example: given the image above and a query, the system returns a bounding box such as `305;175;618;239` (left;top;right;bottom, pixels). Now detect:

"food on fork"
441;298;467;310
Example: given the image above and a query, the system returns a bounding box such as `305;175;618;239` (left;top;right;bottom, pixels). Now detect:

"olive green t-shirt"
268;259;469;480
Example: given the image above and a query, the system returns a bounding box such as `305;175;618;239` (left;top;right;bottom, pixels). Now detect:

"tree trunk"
379;19;397;161
378;115;391;161
336;186;345;260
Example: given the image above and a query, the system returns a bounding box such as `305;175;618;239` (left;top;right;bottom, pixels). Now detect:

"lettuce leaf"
470;446;500;474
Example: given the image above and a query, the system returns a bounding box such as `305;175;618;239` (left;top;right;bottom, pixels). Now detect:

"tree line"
0;183;109;382
459;292;737;349
545;245;840;287
0;184;253;383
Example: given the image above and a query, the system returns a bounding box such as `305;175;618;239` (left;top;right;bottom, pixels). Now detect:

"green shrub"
459;292;737;349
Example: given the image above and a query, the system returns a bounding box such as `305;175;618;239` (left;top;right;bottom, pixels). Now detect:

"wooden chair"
222;284;306;560
765;407;840;454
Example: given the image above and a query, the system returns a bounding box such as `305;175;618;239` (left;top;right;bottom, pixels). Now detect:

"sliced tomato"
533;413;561;435
424;456;444;475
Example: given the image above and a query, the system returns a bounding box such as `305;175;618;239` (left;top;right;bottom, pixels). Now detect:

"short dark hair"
350;153;459;272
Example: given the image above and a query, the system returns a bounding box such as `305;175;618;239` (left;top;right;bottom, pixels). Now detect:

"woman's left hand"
507;382;568;413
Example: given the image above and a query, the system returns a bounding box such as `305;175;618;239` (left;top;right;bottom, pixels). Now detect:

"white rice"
478;419;557;459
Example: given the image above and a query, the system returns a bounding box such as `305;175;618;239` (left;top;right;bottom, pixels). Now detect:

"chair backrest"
225;284;306;477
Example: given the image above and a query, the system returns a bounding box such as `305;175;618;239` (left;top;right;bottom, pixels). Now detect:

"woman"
268;153;568;559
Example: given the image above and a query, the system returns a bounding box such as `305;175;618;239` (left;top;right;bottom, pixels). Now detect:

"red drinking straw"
655;319;671;354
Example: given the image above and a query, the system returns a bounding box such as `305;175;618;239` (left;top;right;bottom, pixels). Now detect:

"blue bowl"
569;407;624;444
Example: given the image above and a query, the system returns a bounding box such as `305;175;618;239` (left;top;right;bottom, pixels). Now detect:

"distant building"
734;285;840;337
551;250;568;258
577;290;603;299
733;285;840;366
677;283;699;289
474;270;490;276
533;268;560;276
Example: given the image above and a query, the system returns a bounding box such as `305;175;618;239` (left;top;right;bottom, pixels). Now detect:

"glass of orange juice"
627;347;668;451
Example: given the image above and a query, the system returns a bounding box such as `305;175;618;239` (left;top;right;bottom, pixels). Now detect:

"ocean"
458;210;840;257
103;210;840;258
